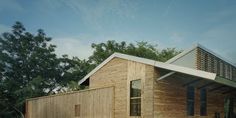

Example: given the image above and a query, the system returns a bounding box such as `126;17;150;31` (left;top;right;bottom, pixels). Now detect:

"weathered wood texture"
90;58;128;118
154;76;227;118
26;87;114;118
26;56;233;118
127;61;155;118
90;58;156;118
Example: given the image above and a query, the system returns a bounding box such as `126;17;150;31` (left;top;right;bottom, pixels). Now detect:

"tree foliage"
89;40;181;65
0;22;181;117
0;22;75;117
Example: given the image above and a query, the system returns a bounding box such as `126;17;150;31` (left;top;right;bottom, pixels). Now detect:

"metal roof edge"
78;53;117;85
215;76;236;88
78;52;217;85
154;61;216;80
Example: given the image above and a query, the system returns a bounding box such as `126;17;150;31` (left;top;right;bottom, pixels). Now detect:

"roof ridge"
78;52;216;85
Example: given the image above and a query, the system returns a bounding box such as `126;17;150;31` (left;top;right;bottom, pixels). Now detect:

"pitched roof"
166;43;236;68
78;52;216;85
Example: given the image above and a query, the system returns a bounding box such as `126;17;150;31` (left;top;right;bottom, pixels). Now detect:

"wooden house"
26;44;236;118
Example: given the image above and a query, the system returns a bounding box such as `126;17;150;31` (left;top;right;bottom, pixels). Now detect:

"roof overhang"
156;70;236;95
78;52;236;89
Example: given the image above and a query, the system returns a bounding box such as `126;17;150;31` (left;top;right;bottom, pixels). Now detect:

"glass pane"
130;98;141;116
200;89;207;116
187;101;194;116
130;80;141;97
187;86;194;116
187;86;194;100
200;102;207;116
200;89;206;101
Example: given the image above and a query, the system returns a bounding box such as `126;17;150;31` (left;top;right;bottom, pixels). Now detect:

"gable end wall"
89;58;156;118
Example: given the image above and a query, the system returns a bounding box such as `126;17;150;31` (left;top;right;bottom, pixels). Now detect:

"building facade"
26;44;236;118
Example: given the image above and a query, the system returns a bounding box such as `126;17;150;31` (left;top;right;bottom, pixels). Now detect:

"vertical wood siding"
90;58;128;118
154;76;227;118
90;58;156;118
26;87;114;118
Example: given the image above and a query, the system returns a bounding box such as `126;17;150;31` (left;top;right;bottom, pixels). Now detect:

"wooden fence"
26;86;114;118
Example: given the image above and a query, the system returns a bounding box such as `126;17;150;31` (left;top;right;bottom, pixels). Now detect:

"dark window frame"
200;88;207;116
187;86;195;116
130;79;141;116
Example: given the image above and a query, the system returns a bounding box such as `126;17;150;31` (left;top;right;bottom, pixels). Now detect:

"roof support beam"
182;78;202;87
222;88;236;94
209;85;226;92
197;82;215;90
156;72;175;81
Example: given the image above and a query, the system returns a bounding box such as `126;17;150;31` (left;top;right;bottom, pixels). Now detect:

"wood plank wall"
26;87;114;118
154;76;227;118
89;57;229;118
127;61;155;118
90;58;128;118
90;58;156;118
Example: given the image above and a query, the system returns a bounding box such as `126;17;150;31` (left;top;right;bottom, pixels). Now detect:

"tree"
0;22;74;117
89;40;181;65
61;57;95;91
0;22;182;117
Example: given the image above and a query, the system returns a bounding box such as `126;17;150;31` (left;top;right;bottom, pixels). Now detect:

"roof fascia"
154;61;216;80
79;52;217;85
118;53;216;80
215;76;236;88
78;53;117;85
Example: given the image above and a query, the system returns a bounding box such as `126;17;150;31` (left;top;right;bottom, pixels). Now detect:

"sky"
0;0;236;64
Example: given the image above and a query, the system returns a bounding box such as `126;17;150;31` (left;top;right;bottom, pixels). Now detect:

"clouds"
57;0;138;31
1;0;236;63
0;24;10;34
170;32;185;43
0;0;23;12
198;22;236;63
51;37;92;59
162;0;175;17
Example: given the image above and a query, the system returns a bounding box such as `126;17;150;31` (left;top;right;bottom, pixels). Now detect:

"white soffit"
154;61;216;80
166;44;198;64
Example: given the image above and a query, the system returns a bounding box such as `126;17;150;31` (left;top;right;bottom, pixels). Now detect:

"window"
187;86;194;116
130;79;141;116
75;104;80;117
200;89;207;116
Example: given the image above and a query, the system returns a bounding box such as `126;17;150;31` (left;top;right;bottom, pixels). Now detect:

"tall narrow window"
130;79;141;116
187;86;194;116
200;89;207;116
